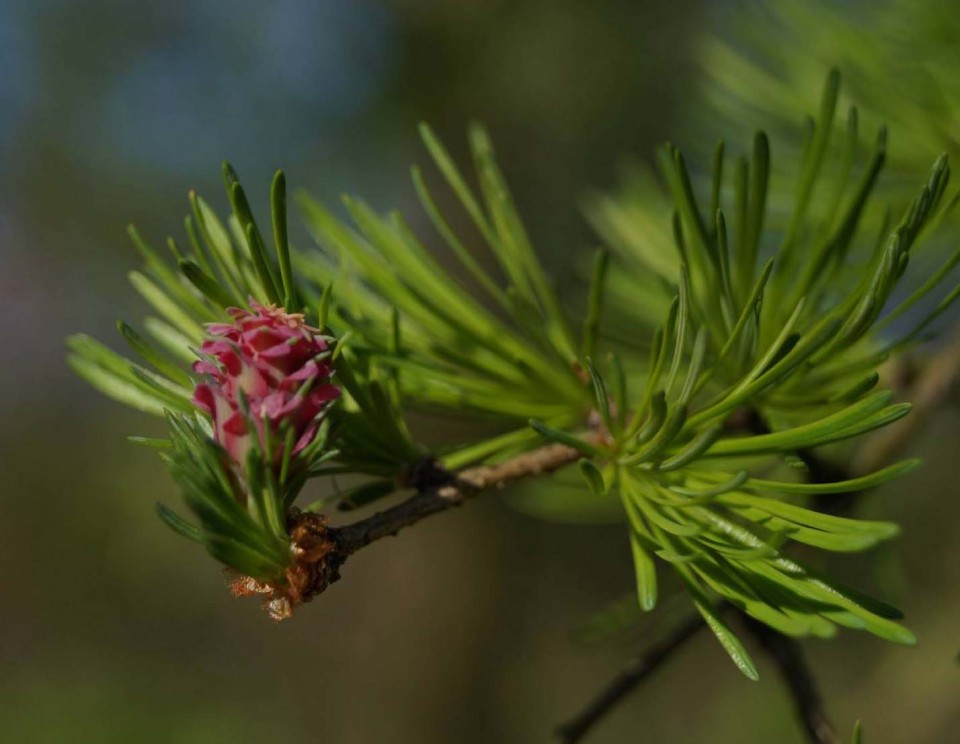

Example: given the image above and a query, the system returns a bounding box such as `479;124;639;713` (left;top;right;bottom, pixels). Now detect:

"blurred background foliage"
2;0;958;741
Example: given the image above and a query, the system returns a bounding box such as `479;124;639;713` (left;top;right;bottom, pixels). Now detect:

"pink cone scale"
192;301;339;470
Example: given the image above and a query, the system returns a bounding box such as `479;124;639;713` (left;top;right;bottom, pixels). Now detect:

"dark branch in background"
555;325;960;743
554;602;841;744
744;618;842;744
740;416;844;744
853;325;960;477
555;612;707;744
804;325;960;514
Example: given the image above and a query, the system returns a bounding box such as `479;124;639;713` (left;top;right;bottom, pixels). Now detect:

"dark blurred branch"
555;612;707;744
732;417;842;744
801;325;960;513
744;619;842;744
853;324;960;476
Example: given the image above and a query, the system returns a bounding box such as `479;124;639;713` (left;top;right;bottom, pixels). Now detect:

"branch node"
228;509;345;621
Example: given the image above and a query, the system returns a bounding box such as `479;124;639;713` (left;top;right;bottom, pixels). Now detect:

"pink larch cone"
192;301;340;471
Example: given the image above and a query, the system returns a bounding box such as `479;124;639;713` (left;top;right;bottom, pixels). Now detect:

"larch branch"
334;442;585;555
264;440;589;616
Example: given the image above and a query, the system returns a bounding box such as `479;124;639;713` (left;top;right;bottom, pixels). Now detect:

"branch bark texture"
335;442;584;555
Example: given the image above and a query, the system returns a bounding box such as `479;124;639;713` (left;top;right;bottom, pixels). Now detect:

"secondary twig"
555;612;707;744
744;619;842;744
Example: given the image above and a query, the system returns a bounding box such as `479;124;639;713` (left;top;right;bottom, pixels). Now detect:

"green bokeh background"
1;1;958;741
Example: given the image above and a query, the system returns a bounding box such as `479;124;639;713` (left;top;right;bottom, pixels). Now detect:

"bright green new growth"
68;72;959;679
296;124;589;451
700;0;960;202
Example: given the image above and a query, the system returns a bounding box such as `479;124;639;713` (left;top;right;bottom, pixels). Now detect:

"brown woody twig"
335;442;587;554
241;440;592;619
